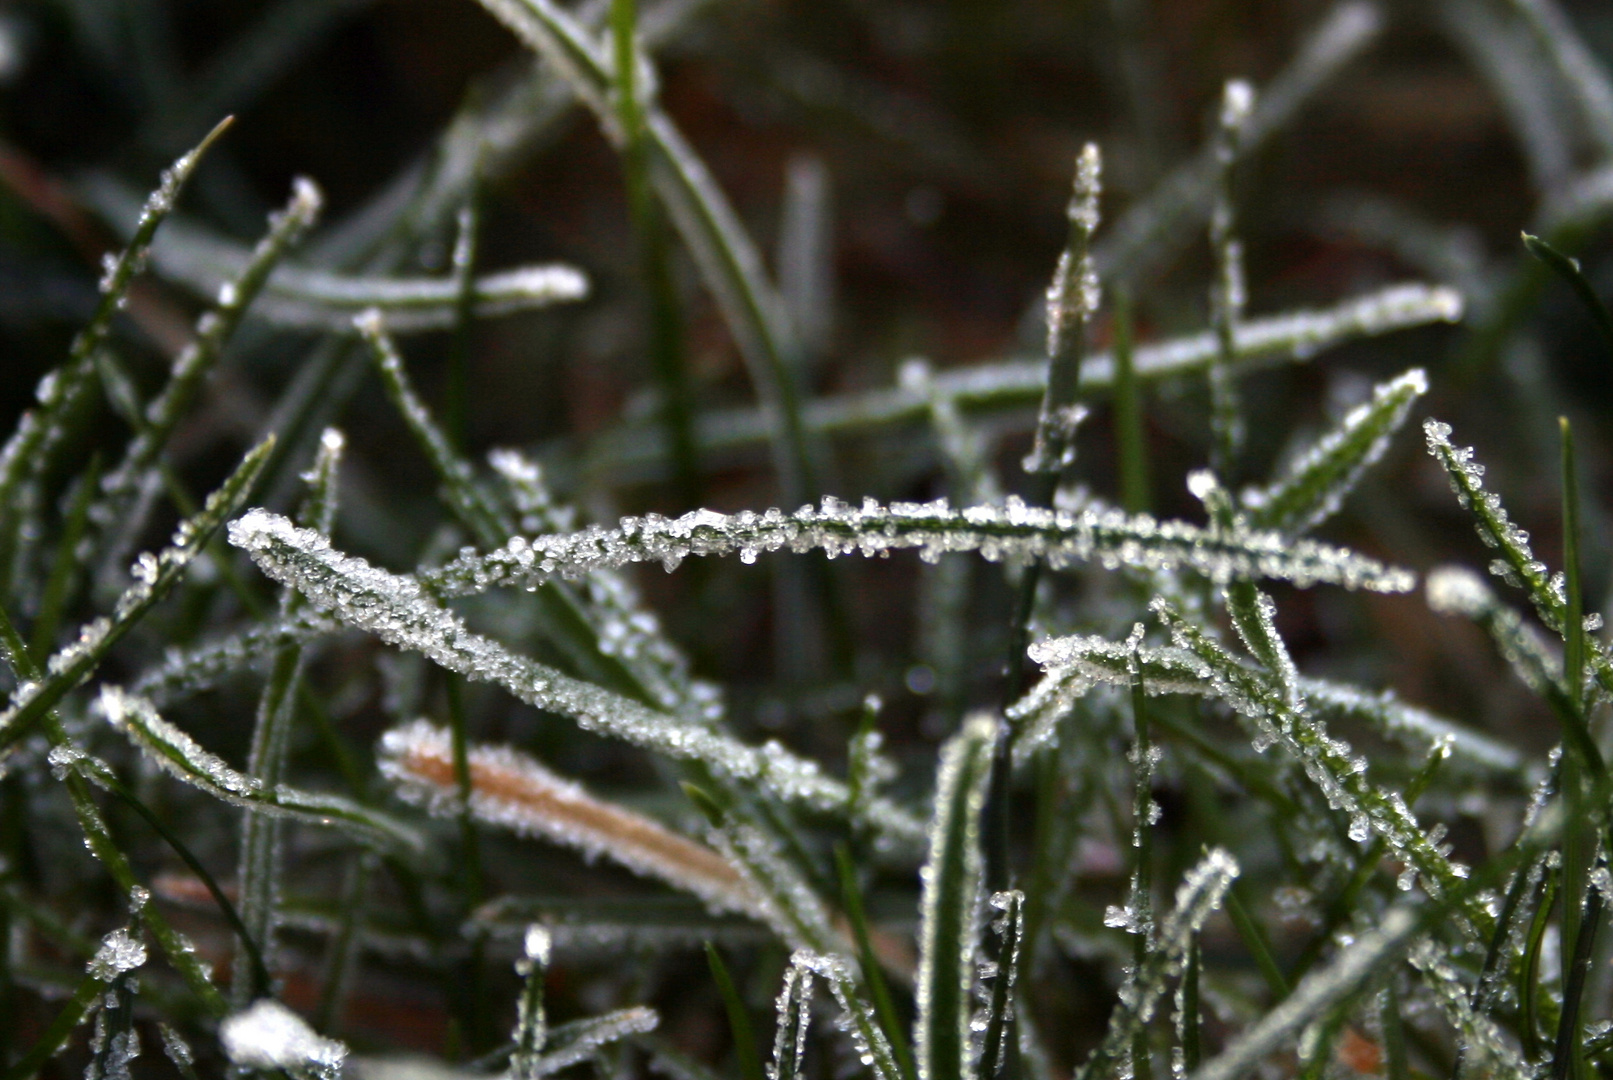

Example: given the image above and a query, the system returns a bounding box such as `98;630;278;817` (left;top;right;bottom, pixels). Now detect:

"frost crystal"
220;999;348;1078
88;928;148;981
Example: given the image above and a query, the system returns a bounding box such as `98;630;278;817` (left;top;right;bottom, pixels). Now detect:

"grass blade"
707;943;767;1080
915;714;995;1080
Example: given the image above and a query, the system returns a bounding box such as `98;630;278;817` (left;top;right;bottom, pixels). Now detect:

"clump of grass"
5;2;1613;1080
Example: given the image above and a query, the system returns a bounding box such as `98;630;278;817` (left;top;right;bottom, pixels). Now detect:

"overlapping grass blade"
230;509;925;850
0;436;274;758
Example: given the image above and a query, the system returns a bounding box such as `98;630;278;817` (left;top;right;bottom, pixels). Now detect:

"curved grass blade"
915;715;995;1080
796;952;904;1080
99;686;424;855
1523;232;1613;361
1424;419;1613;701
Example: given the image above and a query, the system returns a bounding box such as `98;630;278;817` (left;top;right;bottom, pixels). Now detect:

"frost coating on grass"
1423;420;1612;698
220;999;348;1078
769;955;815;1080
88;927;148;981
130;610;336;706
1242;368;1427;534
379;720;762;917
796;951;903;1080
228;509;924;852
1425;563;1495;617
1155;602;1484;928
1076;850;1237;1080
420;495;1416;597
915;714;996;1080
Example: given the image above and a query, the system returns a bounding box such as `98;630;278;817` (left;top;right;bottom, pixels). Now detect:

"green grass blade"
1523;233;1613;362
836;845;915;1080
707;943;766;1080
979;889;1025;1080
1112;288;1150;514
469;0;816;505
915;715;995;1080
768;957;815;1080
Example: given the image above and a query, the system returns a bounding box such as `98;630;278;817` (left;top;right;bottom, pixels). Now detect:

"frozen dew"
524;924;554;966
220;999;348;1078
88;927;148;981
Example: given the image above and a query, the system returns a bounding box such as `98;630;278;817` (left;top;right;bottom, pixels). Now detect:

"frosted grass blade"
1242;368;1427;535
915;714;995;1080
99;686;424;855
1208;80;1252;478
228;510;926;851
1502;0;1613;158
1076;851;1239;1080
379;719;761;917
768;955;815;1080
130;609;334;706
1406;938;1529;1080
422;496;1416;598
235;427;343;1007
589;283;1462;479
95;177;322;534
0;436;274;759
522;1007;659;1076
511;926;551;1080
1424;419;1613;698
0;119;232;595
219;998;348;1080
0;926;148;1080
836;844;915;1080
797;952;903;1080
1024;143;1099;479
1153;600;1489;931
979;889;1025;1080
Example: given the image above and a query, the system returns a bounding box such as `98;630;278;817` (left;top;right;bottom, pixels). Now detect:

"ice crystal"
796;952;902;1080
219;999;348;1079
379;720;761;917
87;927;148;981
